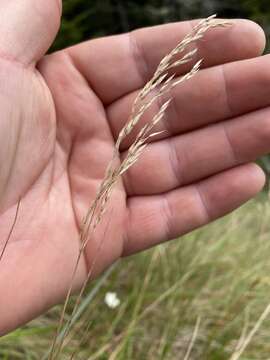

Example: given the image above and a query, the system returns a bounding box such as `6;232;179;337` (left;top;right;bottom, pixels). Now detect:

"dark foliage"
52;0;270;51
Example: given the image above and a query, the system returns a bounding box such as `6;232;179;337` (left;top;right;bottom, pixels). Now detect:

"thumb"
0;0;62;66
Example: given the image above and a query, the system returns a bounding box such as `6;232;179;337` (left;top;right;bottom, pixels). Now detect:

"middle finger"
108;54;270;151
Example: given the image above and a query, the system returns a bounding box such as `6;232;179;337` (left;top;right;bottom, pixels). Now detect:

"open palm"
0;1;269;334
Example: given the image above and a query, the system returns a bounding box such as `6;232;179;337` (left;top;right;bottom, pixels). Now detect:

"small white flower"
104;292;120;309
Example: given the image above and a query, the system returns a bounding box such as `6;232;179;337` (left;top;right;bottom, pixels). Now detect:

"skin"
0;0;269;334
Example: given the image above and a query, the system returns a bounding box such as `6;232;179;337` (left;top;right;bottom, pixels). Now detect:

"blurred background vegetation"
52;0;270;51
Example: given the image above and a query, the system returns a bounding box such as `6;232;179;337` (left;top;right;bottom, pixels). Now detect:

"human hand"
0;1;268;334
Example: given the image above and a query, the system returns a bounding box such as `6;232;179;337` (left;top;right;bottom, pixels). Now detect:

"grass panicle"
49;15;231;359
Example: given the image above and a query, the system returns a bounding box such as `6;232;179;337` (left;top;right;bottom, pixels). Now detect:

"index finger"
67;19;266;105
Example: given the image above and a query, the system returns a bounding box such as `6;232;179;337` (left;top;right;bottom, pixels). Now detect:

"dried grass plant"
48;15;231;359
